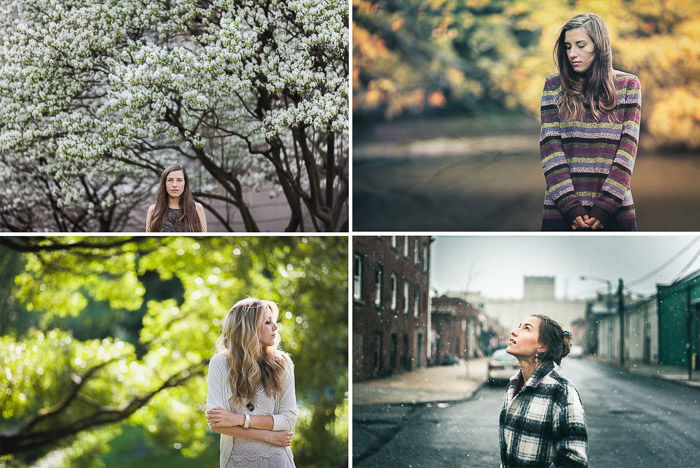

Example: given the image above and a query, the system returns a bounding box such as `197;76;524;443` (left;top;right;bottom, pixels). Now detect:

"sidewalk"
621;361;700;389
594;357;700;389
353;358;489;405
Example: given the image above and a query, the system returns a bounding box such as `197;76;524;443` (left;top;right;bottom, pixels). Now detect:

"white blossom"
0;0;349;231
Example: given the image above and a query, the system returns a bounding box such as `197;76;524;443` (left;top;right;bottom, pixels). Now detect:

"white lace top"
206;352;297;468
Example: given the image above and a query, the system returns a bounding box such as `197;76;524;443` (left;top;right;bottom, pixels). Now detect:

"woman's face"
564;27;596;73
165;170;185;198
506;316;545;358
259;307;278;347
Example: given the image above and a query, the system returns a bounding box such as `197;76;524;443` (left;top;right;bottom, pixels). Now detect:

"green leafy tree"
0;236;347;467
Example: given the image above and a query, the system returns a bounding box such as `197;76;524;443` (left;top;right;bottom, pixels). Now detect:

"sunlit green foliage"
0;236;348;467
354;0;700;149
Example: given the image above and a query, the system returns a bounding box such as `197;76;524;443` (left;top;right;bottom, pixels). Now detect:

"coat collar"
506;360;555;402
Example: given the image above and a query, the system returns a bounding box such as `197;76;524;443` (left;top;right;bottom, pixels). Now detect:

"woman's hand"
264;430;293;447
585;217;604;230
570;215;589;230
206;408;244;427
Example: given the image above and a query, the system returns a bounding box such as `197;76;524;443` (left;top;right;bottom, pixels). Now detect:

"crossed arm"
205;354;297;448
206;409;292;447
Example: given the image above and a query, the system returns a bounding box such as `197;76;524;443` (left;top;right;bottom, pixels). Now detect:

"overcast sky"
431;235;700;300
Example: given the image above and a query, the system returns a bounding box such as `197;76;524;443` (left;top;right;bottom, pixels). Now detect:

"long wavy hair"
216;298;289;408
147;164;202;232
554;13;618;122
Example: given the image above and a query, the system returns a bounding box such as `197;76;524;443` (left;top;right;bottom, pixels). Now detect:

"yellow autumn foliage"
354;0;700;149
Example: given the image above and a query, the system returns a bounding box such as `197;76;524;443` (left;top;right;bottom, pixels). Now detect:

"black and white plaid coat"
499;360;588;467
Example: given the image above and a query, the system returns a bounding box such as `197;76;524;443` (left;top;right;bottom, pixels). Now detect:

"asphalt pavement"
353;358;700;467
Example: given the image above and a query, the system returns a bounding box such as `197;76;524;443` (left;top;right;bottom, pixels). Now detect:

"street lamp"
580;275;612;313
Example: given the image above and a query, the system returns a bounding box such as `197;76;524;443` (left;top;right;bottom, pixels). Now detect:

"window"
403;280;409;314
353;254;363;301
373;332;383;375
414;285;420;317
390;273;397;311
403;236;409;257
374;264;383;307
423;245;429;272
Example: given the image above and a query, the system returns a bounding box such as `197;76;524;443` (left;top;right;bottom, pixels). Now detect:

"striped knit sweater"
540;71;641;231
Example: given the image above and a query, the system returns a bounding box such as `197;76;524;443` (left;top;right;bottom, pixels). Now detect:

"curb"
353;379;488;409
647;373;700;390
592;357;700;391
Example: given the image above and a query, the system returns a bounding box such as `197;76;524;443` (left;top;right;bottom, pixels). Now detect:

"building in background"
657;271;700;369
353;236;431;381
595;295;657;364
430;295;479;365
447;276;588;339
430;295;508;364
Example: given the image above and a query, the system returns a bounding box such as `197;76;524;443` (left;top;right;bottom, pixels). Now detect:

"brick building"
431;295;480;365
353;236;431;381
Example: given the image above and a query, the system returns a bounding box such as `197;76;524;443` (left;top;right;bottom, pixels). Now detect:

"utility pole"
618;278;625;367
687;286;693;381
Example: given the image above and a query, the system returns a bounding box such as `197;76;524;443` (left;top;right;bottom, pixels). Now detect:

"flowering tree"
0;0;349;232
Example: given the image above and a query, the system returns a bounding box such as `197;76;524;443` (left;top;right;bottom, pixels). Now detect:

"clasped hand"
571;214;603;231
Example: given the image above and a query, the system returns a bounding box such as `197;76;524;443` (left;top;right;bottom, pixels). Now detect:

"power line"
672;245;700;284
627;237;700;287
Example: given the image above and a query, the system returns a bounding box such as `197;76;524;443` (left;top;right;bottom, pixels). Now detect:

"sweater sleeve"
540;76;587;224
205;353;228;431
552;385;588;468
272;360;297;431
589;76;642;227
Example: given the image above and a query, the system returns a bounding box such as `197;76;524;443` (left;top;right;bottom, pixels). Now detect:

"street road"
353;359;700;467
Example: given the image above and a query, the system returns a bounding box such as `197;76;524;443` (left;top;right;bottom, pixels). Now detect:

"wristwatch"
243;413;251;429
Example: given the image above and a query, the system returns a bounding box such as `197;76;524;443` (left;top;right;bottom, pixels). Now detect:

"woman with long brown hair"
145;164;207;232
540;13;642;231
205;298;297;468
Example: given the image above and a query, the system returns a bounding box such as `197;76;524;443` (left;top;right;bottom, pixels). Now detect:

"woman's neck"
517;356;540;384
167;196;180;209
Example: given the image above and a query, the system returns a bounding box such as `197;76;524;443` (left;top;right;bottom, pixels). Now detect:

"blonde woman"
206;298;297;467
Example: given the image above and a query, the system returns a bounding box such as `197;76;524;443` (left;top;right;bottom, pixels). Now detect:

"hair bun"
561;330;572;358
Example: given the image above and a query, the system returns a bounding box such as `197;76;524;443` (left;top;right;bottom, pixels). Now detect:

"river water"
354;148;700;231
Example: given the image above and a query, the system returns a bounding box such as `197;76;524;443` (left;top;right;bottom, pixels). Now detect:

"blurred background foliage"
0;236;347;467
353;0;700;150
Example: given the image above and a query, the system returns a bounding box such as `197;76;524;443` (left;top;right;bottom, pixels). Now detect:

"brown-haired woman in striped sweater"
540;13;641;231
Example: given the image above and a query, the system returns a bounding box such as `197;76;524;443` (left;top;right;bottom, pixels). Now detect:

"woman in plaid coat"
499;315;588;467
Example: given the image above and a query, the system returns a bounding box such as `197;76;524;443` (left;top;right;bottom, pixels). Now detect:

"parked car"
487;349;519;384
569;345;584;359
441;354;460;366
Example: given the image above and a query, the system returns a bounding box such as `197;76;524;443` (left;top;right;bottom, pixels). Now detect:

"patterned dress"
160;208;179;232
540;71;642;231
224;386;295;468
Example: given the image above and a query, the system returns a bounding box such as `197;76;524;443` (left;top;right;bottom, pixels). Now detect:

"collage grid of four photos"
2;1;700;467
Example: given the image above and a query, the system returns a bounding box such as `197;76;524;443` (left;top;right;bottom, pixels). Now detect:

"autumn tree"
354;0;700;149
